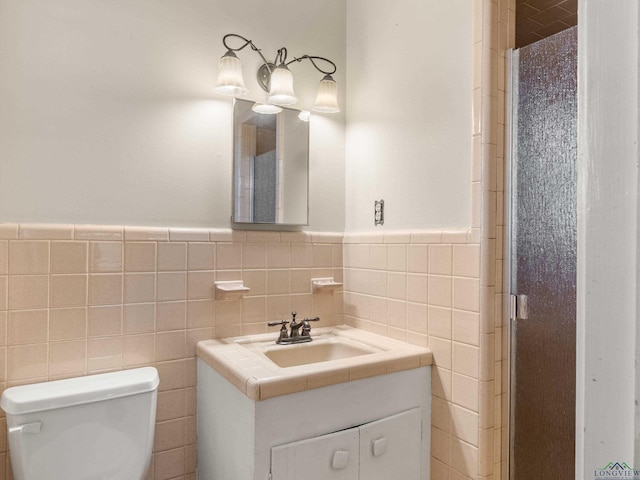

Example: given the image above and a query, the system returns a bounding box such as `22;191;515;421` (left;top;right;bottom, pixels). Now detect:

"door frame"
503;46;516;480
575;0;640;475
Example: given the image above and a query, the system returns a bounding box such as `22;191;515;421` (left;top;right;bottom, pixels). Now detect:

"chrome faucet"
268;312;320;344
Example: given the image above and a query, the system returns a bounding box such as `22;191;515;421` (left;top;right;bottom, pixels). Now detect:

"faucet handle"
267;320;289;327
300;316;320;338
268;319;290;343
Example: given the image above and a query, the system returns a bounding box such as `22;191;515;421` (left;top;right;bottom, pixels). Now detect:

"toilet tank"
0;367;159;480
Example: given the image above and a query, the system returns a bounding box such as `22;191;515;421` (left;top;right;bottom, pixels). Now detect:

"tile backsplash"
0;223;343;480
341;230;481;480
0;222;484;480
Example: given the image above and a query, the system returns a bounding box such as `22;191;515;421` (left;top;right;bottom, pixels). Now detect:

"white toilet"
0;367;159;480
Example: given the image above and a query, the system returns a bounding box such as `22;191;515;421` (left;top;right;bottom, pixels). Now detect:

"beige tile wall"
473;0;513;479
0;223;343;480
341;229;481;480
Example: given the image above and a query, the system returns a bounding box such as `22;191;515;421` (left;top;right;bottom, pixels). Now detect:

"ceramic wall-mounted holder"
215;280;250;300
311;277;343;294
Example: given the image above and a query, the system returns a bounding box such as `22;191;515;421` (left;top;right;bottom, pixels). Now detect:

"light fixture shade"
312;74;340;113
252;102;282;114
215;51;248;96
268;65;297;106
298;110;310;122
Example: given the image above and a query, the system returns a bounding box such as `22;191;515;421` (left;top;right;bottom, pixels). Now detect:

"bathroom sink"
262;338;378;368
196;326;433;401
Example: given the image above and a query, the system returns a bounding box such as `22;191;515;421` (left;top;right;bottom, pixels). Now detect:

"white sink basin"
262;338;379;368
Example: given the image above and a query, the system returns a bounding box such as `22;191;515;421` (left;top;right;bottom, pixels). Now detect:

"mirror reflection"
233;99;309;226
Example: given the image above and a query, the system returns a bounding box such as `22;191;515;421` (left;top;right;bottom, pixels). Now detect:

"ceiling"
516;0;578;48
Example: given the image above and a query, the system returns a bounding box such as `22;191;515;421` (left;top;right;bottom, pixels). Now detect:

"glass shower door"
508;27;577;480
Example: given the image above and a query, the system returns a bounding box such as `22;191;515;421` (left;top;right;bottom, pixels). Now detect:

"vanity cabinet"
271;408;422;480
197;359;431;480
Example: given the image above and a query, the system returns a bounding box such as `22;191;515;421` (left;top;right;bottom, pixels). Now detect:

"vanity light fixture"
214;33;340;114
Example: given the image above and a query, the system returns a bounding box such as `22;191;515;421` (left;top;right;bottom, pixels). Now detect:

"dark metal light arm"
221;33;273;76
286;55;337;76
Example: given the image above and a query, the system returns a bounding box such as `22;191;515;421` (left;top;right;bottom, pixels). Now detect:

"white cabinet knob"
331;450;350;469
372;437;387;457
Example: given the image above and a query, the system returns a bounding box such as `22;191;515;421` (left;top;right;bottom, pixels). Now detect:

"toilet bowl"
0;367;159;480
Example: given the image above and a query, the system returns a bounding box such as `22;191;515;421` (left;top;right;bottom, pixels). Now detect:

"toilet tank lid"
0;367;159;415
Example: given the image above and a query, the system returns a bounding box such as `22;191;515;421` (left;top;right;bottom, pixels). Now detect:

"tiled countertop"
196;325;433;401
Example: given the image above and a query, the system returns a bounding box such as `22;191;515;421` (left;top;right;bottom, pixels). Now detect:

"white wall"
344;0;472;232
0;0;345;231
576;0;639;475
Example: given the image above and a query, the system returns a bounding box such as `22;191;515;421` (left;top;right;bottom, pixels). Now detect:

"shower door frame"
504;46;515;480
504;28;578;479
505;5;640;477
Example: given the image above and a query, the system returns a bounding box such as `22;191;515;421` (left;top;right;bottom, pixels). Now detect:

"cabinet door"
358;408;422;480
271;428;359;480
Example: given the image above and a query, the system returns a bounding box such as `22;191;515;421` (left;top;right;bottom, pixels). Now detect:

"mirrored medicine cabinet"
232;99;309;226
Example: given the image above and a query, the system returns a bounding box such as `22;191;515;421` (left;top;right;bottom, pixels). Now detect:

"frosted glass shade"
215;51;248;96
298;110;310;122
252;102;282;114
268;66;297;106
312;75;340;113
